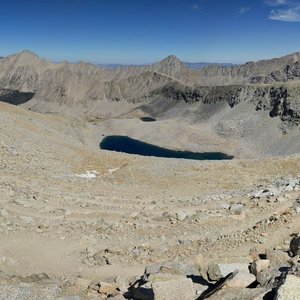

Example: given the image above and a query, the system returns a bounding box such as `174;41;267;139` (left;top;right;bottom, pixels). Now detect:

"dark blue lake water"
100;136;233;160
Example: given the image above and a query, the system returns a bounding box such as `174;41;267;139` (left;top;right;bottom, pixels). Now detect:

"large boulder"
276;274;300;299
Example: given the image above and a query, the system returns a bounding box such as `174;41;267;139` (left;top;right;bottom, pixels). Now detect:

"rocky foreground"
2;98;300;300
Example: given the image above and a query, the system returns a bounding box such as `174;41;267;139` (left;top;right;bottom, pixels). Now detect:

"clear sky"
0;0;300;64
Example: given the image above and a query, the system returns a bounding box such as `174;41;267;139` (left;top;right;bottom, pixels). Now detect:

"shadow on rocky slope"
0;88;34;105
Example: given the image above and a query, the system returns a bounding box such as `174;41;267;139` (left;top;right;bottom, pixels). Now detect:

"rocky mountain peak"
17;49;40;59
153;55;186;78
159;55;183;67
12;49;43;66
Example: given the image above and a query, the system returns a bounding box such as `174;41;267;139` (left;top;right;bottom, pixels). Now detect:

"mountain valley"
1;51;300;299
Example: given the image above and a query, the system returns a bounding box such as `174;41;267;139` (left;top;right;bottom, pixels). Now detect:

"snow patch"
75;170;98;179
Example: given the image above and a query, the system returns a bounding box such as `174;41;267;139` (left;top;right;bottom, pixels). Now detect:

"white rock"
176;212;187;221
75;170;98;179
222;204;230;210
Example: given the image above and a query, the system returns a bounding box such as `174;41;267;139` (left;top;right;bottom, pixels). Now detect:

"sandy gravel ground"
1;102;300;298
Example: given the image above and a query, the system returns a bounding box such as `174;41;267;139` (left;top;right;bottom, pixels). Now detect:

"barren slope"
1;102;300;297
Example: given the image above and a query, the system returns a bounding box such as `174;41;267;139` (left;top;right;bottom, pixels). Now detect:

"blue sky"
0;0;300;63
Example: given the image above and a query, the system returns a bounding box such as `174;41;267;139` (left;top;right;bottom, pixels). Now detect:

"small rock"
114;276;128;293
93;252;108;266
249;247;260;262
265;249;290;267
256;267;282;287
250;259;270;276
176;212;187;222
293;197;300;213
230;203;244;211
194;254;205;270
290;236;300;256
222;204;230;210
230;211;246;220
75;277;91;289
207;264;221;281
251;190;263;198
130;212;139;218
99;282;119;297
21;273;50;283
287;255;300;266
178;239;191;245
144;264;162;276
88;283;100;292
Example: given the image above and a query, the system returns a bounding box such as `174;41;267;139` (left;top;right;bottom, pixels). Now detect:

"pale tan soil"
1;101;300;287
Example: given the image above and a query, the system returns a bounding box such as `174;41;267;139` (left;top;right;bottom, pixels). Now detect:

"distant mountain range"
97;61;236;70
184;62;236;69
0;54;235;70
0;50;300;120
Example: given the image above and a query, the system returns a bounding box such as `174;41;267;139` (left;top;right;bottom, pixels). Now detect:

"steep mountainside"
194;52;300;85
0;52;186;115
151;82;300;126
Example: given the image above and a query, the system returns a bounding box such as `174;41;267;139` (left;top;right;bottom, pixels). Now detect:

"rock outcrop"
152;82;300;126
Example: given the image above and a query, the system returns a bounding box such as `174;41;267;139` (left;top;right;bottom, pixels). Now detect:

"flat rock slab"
152;277;194;300
218;263;250;276
276;274;300;300
226;272;256;288
209;287;269;300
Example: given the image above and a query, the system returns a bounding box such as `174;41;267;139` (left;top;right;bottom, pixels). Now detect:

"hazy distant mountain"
97;61;236;70
97;63;147;69
184;62;236;70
